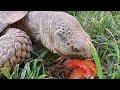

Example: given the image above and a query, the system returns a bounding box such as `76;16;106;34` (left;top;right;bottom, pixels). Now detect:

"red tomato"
69;68;86;79
64;59;85;69
85;59;97;76
85;59;97;69
64;59;97;79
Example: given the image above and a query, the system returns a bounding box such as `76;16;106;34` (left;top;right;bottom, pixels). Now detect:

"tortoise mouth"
54;48;92;60
63;54;92;60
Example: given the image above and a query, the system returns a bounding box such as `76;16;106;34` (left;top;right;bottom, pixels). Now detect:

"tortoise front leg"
0;28;33;77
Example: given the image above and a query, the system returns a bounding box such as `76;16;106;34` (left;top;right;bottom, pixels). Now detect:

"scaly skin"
0;11;31;77
0;28;32;77
8;11;93;59
0;11;94;78
25;11;93;59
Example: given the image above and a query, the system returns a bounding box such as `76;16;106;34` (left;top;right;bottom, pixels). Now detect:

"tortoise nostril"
71;46;80;52
82;48;85;52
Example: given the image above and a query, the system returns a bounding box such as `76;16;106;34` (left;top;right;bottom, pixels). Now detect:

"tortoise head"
51;12;93;59
53;28;93;60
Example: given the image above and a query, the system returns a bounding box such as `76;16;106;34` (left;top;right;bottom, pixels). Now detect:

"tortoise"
0;11;94;77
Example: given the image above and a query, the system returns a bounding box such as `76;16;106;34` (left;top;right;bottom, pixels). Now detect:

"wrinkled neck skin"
7;17;29;36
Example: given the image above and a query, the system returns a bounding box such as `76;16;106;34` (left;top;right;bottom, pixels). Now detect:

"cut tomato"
85;59;96;69
85;59;97;75
69;68;86;79
64;59;97;79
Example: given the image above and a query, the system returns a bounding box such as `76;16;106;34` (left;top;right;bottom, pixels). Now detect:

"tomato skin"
64;59;97;79
69;68;86;79
85;59;97;70
85;59;97;76
64;60;85;69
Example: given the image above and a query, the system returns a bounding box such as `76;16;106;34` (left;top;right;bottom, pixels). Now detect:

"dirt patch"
43;58;71;79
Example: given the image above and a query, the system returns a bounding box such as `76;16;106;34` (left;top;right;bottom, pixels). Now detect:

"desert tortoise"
0;11;93;76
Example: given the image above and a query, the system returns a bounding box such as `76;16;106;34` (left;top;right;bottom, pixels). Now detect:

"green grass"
2;48;49;79
89;43;103;79
2;11;120;79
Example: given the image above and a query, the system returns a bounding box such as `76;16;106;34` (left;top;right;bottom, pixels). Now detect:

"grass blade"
37;74;47;79
2;67;12;79
11;64;19;79
35;66;41;79
89;43;103;79
28;71;34;79
105;28;120;61
39;48;49;59
26;62;32;78
20;63;29;79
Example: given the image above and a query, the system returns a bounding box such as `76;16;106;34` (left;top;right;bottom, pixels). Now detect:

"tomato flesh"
64;59;97;79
